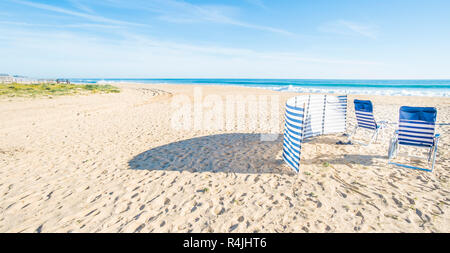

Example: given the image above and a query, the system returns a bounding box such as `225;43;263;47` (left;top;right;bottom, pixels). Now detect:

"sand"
0;83;449;232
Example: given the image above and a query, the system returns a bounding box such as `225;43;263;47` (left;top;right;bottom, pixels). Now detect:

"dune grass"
0;83;120;98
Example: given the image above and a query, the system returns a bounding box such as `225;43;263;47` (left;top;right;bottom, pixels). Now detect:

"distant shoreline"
70;79;450;97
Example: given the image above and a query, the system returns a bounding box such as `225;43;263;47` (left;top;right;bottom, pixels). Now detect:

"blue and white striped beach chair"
388;106;440;172
347;99;385;145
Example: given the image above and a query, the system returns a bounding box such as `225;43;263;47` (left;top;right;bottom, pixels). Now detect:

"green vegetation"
0;83;120;98
322;161;330;167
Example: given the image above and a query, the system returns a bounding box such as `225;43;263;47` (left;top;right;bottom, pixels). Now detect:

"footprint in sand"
392;196;403;208
229;224;239;232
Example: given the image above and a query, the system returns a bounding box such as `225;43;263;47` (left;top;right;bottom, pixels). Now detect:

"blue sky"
0;0;449;79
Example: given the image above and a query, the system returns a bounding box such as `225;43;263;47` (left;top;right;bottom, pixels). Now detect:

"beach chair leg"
347;126;358;142
430;136;440;171
369;128;380;145
375;122;386;145
431;147;437;171
427;147;433;162
396;143;399;158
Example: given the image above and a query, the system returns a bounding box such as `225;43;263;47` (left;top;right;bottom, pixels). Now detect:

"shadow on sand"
302;154;387;167
128;133;293;175
128;133;389;175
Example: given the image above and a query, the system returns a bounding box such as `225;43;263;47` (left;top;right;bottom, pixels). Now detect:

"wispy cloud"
117;31;378;66
99;0;294;36
0;25;380;65
12;0;293;36
244;0;268;10
0;20;121;29
211;18;294;36
161;0;293;35
13;0;144;27
68;0;95;14
319;20;379;39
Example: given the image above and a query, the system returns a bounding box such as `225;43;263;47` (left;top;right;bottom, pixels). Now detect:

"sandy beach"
0;83;449;233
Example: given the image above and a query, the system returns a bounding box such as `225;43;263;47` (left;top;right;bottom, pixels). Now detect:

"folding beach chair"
388;106;440;172
347;99;385;145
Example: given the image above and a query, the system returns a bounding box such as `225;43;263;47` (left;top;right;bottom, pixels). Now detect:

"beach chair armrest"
377;121;387;129
434;133;441;144
433;134;441;149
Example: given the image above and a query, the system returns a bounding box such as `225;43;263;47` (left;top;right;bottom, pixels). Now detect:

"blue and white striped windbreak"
283;95;347;172
282;98;304;172
324;95;348;134
398;106;437;147
354;100;377;130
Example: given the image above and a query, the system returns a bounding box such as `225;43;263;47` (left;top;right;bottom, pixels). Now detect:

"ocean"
70;79;450;97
